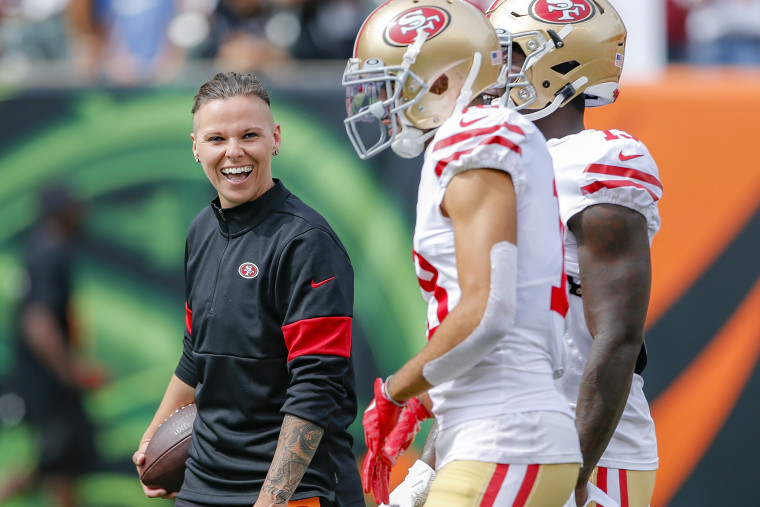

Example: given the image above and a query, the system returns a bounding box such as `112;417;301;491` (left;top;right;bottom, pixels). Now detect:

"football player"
487;1;662;505
343;0;581;505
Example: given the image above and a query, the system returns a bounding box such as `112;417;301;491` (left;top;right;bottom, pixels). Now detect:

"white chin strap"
454;51;482;116
391;126;435;159
522;76;588;121
389;31;433;159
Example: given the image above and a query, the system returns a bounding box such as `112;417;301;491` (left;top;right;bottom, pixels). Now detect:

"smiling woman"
132;72;365;507
190;76;281;209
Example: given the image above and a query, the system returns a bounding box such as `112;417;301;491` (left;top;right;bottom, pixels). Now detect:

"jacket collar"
211;179;290;236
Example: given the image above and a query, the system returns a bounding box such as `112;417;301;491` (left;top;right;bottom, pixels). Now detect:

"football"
139;403;196;492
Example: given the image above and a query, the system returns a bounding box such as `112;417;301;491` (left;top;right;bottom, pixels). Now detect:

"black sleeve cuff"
281;354;350;428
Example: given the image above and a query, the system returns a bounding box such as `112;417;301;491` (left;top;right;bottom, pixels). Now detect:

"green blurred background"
0;86;428;505
1;75;760;506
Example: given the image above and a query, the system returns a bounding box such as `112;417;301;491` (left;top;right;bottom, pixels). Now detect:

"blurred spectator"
1;0;369;84
0;0;70;81
208;0;365;72
0;183;106;506
288;0;367;60
67;0;186;84
676;0;760;65
667;0;690;62
207;0;292;72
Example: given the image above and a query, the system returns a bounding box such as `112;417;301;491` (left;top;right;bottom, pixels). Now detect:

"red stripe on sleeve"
584;163;663;190
480;463;509;507
513;464;539;507
434;125;504;151
504;123;525;136
434;121;523;150
619;469;629;507
185;302;192;336
581;180;660;201
597;467;608;507
282;316;352;361
435;136;521;177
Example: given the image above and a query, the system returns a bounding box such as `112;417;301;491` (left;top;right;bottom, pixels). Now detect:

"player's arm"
255;414;325;506
570;203;651;496
387;168;517;402
133;373;195;498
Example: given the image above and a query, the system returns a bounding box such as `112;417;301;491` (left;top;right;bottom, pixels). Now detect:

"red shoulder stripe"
582;180;660;201
434;123;524;152
434;136;521;177
584;163;663;190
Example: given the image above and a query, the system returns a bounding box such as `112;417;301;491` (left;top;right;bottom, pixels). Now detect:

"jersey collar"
211;179;290;237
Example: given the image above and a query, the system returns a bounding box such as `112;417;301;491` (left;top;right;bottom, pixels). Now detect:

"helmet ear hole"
430;74;449;95
550;61;580;75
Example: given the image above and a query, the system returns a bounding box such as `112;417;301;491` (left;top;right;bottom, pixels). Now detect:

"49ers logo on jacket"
384;7;450;47
529;0;595;24
238;262;259;279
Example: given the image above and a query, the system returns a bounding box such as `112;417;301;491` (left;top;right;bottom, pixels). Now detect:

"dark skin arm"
569;203;651;505
254;414;324;506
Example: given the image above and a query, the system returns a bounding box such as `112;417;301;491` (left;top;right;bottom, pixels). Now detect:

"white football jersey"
550;128;661;470
413;104;575;449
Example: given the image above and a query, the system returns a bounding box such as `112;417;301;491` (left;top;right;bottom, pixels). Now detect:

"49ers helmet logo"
385;7;450;46
529;0;595;24
239;262;259;279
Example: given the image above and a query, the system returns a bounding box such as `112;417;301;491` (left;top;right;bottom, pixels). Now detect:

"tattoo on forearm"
260;414;324;504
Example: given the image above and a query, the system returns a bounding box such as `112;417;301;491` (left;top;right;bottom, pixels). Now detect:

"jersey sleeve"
430;107;530;200
274;227;355;426
175;240;198;387
174;329;198;387
560;130;663;235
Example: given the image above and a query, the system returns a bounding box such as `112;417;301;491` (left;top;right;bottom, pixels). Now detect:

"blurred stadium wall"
0;65;758;505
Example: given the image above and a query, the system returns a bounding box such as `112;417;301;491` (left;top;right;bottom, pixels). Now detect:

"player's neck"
533;104;586;142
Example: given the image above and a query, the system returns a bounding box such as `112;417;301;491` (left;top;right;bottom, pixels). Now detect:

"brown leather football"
139;403;196;492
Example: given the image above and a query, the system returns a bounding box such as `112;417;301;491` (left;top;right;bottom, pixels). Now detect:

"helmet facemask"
343;34;435;160
343;0;502;159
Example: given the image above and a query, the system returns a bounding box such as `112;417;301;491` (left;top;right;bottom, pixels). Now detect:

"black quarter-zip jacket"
174;180;363;505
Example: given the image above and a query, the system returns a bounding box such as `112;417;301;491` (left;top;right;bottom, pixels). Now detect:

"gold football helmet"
487;0;626;120
343;0;502;159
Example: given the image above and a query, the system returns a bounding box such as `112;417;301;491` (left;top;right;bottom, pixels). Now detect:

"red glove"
383;396;431;465
363;447;392;505
362;377;405;504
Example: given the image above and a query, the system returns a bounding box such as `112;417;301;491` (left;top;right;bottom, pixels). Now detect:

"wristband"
382;375;407;407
